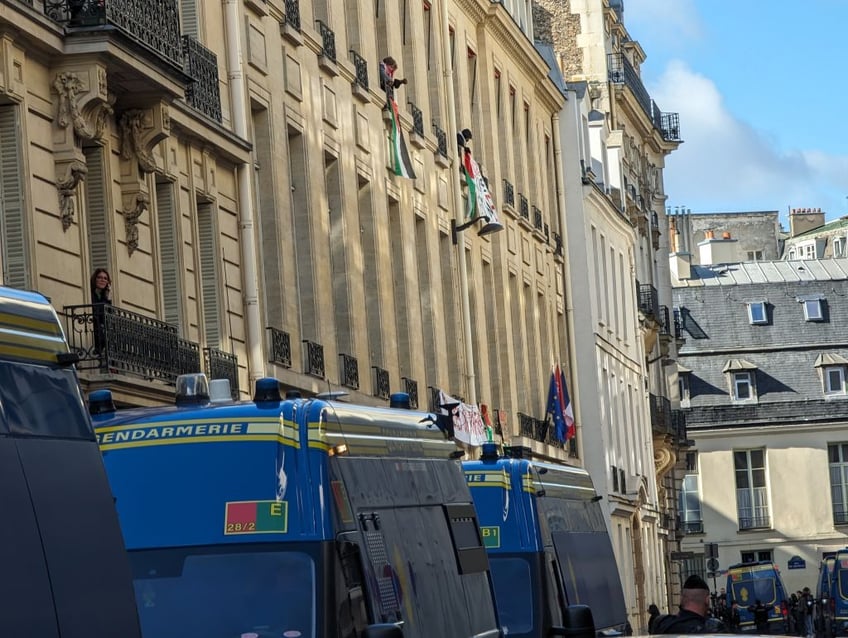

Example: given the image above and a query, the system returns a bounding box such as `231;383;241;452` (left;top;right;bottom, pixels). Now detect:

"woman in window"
90;268;112;356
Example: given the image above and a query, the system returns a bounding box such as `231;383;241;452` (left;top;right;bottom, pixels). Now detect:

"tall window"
734;449;769;530
680;474;703;534
0;105;27;289
828;443;848;524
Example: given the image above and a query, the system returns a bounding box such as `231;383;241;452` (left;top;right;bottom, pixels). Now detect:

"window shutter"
0;106;28;289
84;146;110;278
180;0;199;38
156;182;181;328
197;202;220;347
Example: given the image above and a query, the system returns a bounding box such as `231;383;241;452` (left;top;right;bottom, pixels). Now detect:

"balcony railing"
408;102;424;137
532;206;543;231
518;194;529;220
339;353;359;390
303;339;325;378
182;35;222;122
45;0;183;68
738;515;771;531
680;519;704;534
650;393;672;434
671;409;687;443
503;179;515;208
315;20;336;62
349;49;368;90
267;327;292;368
402;377;419;409
552;231;563;257
204;347;239;398
283;0;300;31
608;52;680;143
658;305;672;337
372;366;390;400
63;303;200;382
432;123;448;158
637;282;659;319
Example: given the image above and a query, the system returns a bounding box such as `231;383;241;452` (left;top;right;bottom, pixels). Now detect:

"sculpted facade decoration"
52;65;114;231
123;192;150;257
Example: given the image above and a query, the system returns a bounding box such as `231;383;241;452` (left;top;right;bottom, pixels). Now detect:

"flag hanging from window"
546;364;575;442
461;148;499;224
380;60;416;180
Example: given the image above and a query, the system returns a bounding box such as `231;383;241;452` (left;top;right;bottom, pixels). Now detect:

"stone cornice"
454;0;489;24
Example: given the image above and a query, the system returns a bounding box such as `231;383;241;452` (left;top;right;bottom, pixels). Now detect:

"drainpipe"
223;0;264;385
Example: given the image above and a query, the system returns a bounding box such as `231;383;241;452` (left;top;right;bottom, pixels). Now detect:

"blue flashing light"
88;389;116;415
389;392;411;409
253;377;282;403
480;442;500;461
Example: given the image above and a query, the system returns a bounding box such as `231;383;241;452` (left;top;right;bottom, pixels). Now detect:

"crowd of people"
649;576;822;635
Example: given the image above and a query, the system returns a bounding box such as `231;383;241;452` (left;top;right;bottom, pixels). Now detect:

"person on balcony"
90;268;111;355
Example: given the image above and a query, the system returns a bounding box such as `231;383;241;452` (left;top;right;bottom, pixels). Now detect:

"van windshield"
130;545;316;638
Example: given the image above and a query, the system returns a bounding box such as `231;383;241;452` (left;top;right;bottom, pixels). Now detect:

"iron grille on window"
671;409;687;443
283;0;300;30
204;347;239;398
552;232;563;257
303;340;324;378
45;0;183;68
349;49;368;90
402;377;419;409
649;393;672;434
503;179;515;207
267;327;292;368
339;353;359;389
315;20;336;62
658;306;672;336
532;206;543;230
372;366;390;400
182;35;223;122
543;223;549;242
637;282;659;318
738;516;771;531
518;194;529;220
517;412;548;443
432;123;448;157
661;112;681;142
408;102;424;137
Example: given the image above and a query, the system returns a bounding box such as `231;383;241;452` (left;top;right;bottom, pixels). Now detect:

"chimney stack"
789;207;825;237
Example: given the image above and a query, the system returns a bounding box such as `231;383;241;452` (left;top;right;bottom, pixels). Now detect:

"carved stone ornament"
53;71;113;142
56;160;88;231
119;110;159;174
123;192;150;256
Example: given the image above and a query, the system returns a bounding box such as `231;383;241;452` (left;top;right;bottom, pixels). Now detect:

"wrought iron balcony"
544;223;550;242
408;102;424;137
518;411;549;443
518;194;529;220
608;52;680;143
671;409;687;443
349;49;368;90
267;327;292;368
552;231;563;257
432;123;448;158
659;305;672;337
45;0;183;68
372;366;390;400
738;515;771;531
63;303;200;382
182;36;222;123
282;0;300;31
650;393;672;434
402;377;419;409
339;353;359;390
532;205;543;231
315;20;336;63
302;339;324;378
637;282;659;319
204;347;239;398
503;179;515;208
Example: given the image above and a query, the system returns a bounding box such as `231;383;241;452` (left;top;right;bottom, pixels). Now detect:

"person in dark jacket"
653;574;725;634
90;268;112;355
749;600;769;634
648;603;662;633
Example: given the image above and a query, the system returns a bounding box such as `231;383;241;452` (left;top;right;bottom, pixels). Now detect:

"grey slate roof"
672;260;848;430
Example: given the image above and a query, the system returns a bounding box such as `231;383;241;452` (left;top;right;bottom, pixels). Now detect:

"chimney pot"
705;229;714;239
722;231;731;239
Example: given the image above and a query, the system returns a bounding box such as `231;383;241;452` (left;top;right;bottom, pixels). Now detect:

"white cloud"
623;0;703;51
649;61;848;219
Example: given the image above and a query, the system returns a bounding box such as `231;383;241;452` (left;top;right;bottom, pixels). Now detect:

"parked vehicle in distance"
725;561;789;634
464;443;627;638
91;376;503;638
0;285;141;638
820;549;848;637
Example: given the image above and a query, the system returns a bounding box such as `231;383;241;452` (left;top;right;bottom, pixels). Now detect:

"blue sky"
624;0;848;226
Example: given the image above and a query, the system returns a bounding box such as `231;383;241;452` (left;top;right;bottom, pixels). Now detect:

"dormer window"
723;359;758;403
815;353;848;397
747;302;768;325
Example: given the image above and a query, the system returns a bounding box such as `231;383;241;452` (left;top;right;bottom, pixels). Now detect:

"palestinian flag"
462;150;498;223
387;98;416;179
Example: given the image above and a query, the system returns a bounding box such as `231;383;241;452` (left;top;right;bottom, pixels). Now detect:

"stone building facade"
673;259;848;594
535;0;684;626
